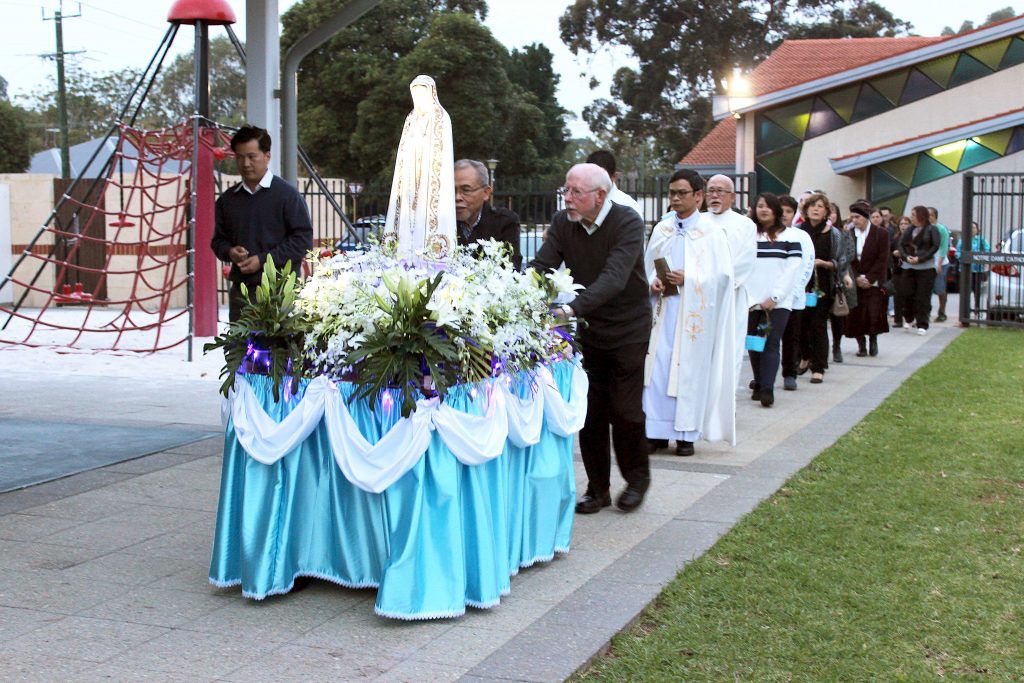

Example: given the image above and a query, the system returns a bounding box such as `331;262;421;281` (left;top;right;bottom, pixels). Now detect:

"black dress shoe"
751;388;761;401
675;440;695;457
616;480;649;512
748;379;757;390
290;577;312;593
869;336;879;356
856;347;867;357
575;491;611;514
797;364;809;376
759;390;774;407
832;347;843;363
647;438;668;453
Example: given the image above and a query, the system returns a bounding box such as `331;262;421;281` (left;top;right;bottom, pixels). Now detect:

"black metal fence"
213;171;758;296
959;172;1024;327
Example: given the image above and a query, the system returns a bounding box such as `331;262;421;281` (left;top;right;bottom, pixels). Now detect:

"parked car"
988;228;1023;321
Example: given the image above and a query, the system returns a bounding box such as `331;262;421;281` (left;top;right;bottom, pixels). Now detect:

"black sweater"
211;176;314;286
530;203;651;349
457;202;522;270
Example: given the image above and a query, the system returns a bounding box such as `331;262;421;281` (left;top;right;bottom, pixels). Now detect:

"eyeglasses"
456;185;486;196
668;189;695;198
705;187;733;196
559;186;599;199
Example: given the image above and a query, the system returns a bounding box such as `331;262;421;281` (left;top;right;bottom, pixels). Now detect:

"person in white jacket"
778;194;815;392
745;193;804;407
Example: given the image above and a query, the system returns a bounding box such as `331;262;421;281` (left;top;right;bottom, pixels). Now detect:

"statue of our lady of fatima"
383;75;457;260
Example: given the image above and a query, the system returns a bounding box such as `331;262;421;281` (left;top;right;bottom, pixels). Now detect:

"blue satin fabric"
209;361;577;620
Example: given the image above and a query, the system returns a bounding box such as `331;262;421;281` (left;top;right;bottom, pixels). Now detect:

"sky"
0;0;1019;139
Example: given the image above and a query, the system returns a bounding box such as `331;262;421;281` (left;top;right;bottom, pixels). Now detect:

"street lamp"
485;158;498;189
348;181;363;222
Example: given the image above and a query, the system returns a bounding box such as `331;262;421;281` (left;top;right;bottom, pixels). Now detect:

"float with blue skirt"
206;241;587;619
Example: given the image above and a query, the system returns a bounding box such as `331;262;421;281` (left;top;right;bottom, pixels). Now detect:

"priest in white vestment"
643;170;736;453
703;175;757;392
383;75;457;260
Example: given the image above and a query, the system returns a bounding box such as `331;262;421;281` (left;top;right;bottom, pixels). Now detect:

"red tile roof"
831;106;1024;162
747;36;945;97
679;117;736;167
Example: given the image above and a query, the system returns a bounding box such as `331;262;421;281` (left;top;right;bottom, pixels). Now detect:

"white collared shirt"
236;168;274;195
855;224;870;259
581;194;614;236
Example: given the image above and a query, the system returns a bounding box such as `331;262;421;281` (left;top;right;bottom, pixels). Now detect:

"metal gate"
959;172;1024;327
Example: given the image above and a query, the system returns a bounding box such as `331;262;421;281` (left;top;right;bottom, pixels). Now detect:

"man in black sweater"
211;125;313;321
530;163;653;513
454;159;522;269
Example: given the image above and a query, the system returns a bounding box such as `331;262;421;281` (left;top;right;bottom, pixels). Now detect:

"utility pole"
42;1;82;180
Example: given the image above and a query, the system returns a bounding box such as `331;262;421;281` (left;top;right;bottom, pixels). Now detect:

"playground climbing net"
1;120;233;353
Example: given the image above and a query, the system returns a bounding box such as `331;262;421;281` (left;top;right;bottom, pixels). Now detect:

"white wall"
0;184;10;304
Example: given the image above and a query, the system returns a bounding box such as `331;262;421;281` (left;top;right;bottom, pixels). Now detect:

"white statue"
383;75;457;260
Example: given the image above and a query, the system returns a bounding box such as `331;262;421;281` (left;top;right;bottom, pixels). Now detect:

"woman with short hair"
844;201;891;356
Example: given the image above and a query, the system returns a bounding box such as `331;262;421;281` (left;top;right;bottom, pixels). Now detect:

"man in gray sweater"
530;163;653;513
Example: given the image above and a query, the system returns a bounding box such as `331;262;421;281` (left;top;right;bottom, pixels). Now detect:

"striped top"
745;226;804;309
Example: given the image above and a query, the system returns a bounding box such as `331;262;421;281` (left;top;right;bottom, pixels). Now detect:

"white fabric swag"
224;364;589;494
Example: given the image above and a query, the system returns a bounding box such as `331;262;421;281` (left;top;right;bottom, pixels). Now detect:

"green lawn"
576;328;1024;682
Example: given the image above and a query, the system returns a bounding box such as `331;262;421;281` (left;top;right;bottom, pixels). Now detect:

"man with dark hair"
585;150;642;217
531;163;652;514
454;159;522;269
643;169;735;457
211;125;313;321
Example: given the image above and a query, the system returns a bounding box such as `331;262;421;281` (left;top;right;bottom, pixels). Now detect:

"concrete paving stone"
60;550;195;587
16;492;138;523
447;592;557;634
0;489;65;516
100;505;209;534
222;643;398;683
0;568;125;615
674;492;767;525
1;614;169;663
0;651;97;682
159;436;225;457
467;621;610;683
0;537;106;572
98;628;287;679
38;517;171;554
79;662;222;682
0;512;85;542
649;459;741;475
119;529;213;561
83;479;220;512
122;465;223;492
298;610;455;660
542;576;660;632
374;658;469;682
3;469;136;499
183;586;360;641
501;566;590;606
171;454;224;473
152;563;239;596
0;605;65;641
408;624;515;668
101;450;210;475
78;585;230;628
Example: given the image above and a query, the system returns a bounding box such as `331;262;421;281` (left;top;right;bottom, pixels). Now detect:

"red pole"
193;127;218;337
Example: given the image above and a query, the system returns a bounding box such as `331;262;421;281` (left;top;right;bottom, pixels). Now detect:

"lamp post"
485;158;498;189
348;182;363;225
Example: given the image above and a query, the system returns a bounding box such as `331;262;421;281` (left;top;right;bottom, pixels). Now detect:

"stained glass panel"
878;155;918;187
757;164;790;195
949;53;993;88
871;168;908;201
958;140;1001;170
870;69;909;106
967;38;1010;70
805;98;845;139
758;117;801;155
918;53;958;88
758;146;802;188
899;68;944;105
763;99;814;140
1006;127;1024;155
822;84;860;123
851;84;894;123
999;37;1024;69
974;129;1014;155
912;153;955;186
927;140;967;171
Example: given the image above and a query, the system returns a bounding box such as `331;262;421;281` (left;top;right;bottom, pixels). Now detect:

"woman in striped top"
746;193;804;407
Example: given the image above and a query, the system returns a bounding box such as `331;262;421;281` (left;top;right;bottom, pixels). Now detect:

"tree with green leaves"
0;98;32;172
282;0;566;183
560;0;911;165
144;36;246;129
942;7;1016;35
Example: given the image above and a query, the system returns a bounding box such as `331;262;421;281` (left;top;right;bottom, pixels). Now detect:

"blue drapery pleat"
209;362;577;620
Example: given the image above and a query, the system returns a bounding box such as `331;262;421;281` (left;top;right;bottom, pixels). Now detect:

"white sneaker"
917;327;927;336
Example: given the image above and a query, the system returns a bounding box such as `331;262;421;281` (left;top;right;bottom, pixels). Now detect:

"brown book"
653;257;679;296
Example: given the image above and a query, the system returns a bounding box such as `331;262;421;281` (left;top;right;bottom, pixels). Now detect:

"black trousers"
748;308;790;392
899;269;933;330
829;311;845;350
781;308;802;378
799;296;832;374
228;282;258;323
578;341;650;495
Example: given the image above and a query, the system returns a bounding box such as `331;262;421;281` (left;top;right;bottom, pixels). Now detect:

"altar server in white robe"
643;169;737;455
383;75;457;260
703;174;757;391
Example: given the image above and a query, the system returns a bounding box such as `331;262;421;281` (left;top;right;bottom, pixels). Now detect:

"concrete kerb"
466;325;962;682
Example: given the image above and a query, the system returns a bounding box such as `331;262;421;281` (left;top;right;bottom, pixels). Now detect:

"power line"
77;1;164;30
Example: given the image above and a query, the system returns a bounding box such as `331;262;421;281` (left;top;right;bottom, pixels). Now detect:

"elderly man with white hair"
530;163;653;514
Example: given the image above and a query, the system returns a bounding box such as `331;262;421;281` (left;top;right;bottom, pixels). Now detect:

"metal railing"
959;172;1024;327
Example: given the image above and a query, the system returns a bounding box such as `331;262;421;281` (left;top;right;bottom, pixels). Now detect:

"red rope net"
0;121;233;353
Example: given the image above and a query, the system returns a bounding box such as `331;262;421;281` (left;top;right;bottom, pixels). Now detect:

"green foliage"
344;270;490;417
560;0;912;164
0;99;31;172
143;36;246;129
282;0;566;182
203;256;306;402
576;329;1024;680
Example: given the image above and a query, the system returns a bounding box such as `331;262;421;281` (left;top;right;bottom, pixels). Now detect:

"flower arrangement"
209;240;583;418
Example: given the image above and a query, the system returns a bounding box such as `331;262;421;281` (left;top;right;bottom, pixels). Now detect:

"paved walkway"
0;310;963;682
